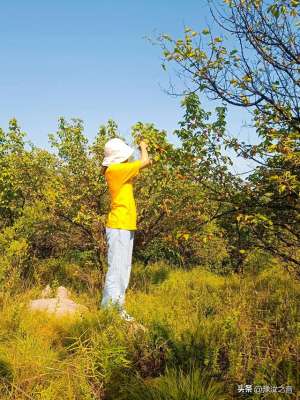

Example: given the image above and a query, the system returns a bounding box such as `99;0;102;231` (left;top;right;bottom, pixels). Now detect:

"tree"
159;0;300;274
160;0;299;130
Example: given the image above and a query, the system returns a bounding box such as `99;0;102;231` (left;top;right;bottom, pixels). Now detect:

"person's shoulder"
106;160;141;175
128;160;142;167
105;162;127;176
106;163;121;172
115;160;141;169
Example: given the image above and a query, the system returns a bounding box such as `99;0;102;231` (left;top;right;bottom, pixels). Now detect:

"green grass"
0;260;298;399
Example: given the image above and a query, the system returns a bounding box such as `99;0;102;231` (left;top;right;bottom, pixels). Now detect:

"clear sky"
0;0;257;174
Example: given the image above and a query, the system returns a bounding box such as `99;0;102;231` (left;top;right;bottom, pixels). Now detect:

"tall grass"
0;259;298;399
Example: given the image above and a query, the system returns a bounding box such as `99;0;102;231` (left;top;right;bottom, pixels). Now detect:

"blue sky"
0;0;257;174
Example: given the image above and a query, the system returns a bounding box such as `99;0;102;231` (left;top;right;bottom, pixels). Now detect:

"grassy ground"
0;260;298;399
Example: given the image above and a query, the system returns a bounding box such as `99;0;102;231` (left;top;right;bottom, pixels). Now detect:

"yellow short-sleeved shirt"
105;160;142;230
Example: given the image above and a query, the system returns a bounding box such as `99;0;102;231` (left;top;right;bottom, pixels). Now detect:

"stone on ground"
29;286;88;317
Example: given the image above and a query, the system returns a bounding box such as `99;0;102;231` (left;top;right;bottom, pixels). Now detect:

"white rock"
57;286;69;299
29;286;88;317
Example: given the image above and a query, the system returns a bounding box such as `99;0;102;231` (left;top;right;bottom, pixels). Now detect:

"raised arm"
139;140;152;169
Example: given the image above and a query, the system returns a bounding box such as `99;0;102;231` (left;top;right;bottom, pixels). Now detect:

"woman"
100;137;151;321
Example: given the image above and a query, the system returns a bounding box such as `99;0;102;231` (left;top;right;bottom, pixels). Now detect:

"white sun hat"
102;138;134;166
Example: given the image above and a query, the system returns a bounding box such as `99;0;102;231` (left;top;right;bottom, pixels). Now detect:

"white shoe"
120;310;135;322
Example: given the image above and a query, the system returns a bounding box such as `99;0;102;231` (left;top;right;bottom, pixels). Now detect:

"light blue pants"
101;227;135;309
